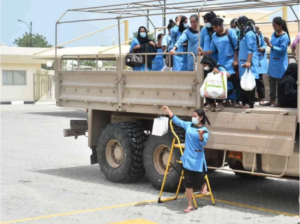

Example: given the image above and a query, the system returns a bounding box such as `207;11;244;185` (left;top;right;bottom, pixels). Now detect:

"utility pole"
18;20;33;47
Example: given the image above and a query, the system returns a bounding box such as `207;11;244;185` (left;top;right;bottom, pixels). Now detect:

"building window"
2;70;26;85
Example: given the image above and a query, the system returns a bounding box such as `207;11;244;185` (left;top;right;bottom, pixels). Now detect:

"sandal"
183;207;194;213
233;103;243;108
215;104;224;112
259;100;264;105
224;101;232;107
262;101;275;106
242;105;251;109
272;102;280;107
204;104;216;112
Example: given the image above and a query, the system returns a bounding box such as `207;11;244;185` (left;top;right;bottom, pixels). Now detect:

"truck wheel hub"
106;139;124;168
153;145;174;175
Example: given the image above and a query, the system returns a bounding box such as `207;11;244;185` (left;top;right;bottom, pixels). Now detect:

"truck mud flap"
64;120;88;139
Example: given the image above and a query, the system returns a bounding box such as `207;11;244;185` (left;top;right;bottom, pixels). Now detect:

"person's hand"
198;129;205;136
162;106;169;112
169;49;175;56
242;62;251;68
233;60;238;67
213;67;220;74
148;41;155;47
258;47;265;53
177;15;182;23
198;47;203;53
264;37;271;47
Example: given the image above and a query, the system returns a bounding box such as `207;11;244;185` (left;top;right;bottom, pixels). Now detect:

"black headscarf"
137;26;151;43
203;12;216;23
134;26;156;69
235;16;251;41
178;16;188;33
201;55;217;72
283;63;298;80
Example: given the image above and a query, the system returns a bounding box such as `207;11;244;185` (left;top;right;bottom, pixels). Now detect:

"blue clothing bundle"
268;32;290;79
200;27;218;61
170;26;188;71
172;115;209;172
175;28;198;71
257;32;268;74
151;47;164;71
238;31;259;79
210;29;237;75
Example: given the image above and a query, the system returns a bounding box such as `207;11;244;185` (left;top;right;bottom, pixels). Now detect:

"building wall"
0;63;40;102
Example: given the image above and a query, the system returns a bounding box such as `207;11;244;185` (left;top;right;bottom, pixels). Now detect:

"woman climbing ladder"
162;106;211;213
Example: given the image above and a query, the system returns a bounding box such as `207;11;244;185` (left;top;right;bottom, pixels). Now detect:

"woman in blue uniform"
130;26;156;71
161;20;175;71
151;34;165;71
170;15;188;71
163;106;210;213
262;17;290;107
170;14;199;71
255;25;268;105
198;18;238;102
235;16;259;109
200;12;218;61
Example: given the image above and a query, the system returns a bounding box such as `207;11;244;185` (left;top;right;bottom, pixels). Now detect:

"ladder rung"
174;143;185;148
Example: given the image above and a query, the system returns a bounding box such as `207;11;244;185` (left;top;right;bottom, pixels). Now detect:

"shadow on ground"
33;165;299;216
27;110;87;119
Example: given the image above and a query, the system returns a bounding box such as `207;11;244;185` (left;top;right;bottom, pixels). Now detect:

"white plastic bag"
200;72;227;99
152;117;169;136
240;68;256;91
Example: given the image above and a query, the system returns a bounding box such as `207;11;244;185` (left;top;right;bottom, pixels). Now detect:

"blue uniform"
218;66;235;99
151;48;164;71
200;27;218;61
268;32;289;78
129;38;149;71
210;29;237;75
238;31;259;79
172;115;208;172
258;32;268;74
162;34;172;51
170;26;188;71
175;28;198;71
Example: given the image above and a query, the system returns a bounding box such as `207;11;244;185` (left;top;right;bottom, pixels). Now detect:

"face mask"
205;23;212;28
192;117;199;125
184;23;189;29
140;32;147;38
231;28;237;32
236;27;240;32
203;66;210;71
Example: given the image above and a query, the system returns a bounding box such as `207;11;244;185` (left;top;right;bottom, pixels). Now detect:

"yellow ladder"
157;120;215;209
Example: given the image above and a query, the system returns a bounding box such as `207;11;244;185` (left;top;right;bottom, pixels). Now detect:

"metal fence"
34;74;55;102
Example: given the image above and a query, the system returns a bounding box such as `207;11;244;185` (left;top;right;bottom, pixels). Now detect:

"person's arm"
170;31;188;55
130;38;140;51
148;41;156;47
259;33;267;52
162;106;189;130
198;130;208;146
170;25;179;37
200;28;205;49
242;33;255;68
270;35;290;53
229;29;238;49
291;34;299;50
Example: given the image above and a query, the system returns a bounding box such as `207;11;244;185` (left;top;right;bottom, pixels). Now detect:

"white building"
0;46;52;104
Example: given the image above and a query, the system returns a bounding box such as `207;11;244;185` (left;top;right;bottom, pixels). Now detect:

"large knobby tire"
143;126;185;192
97;122;147;183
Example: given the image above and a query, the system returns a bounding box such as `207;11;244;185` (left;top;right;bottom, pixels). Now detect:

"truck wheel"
97;122;147;183
143;126;185;192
